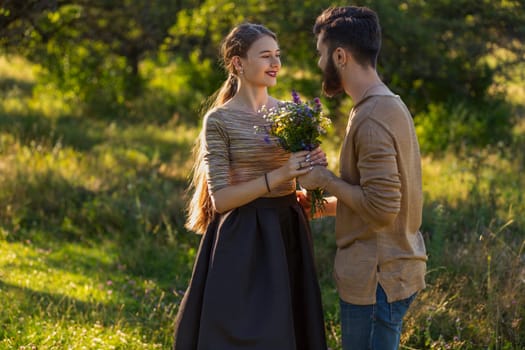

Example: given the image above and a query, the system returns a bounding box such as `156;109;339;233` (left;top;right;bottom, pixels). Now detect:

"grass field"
1;55;524;349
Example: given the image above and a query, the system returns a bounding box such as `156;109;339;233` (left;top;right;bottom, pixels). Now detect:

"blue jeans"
340;284;417;350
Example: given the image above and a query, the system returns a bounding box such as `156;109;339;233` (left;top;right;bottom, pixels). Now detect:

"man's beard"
321;58;344;97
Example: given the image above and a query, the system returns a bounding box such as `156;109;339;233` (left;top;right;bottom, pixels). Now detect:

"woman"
174;23;327;350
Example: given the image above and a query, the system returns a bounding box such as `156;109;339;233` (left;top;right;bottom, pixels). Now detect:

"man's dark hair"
313;6;381;68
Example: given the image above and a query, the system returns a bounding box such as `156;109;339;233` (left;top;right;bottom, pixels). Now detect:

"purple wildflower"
313;97;322;112
292;90;301;104
306;108;313;118
263;135;271;144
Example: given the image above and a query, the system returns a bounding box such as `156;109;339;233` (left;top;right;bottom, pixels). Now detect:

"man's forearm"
325;176;398;227
325;176;361;213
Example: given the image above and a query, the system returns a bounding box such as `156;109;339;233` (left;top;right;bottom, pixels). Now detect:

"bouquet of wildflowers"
258;90;331;216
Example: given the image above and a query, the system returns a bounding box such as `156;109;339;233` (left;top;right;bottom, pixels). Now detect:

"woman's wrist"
269;167;285;188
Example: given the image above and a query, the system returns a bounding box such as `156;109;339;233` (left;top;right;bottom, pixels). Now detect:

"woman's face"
239;35;281;87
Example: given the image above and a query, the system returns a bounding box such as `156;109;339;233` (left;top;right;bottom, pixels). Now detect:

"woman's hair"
313;6;381;69
185;23;277;234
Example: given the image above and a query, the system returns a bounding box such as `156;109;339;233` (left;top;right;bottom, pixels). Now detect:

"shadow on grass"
0;279;116;323
0;75;198;159
0;111;107;151
0;77;34;96
0;109;195;164
0;276;178;348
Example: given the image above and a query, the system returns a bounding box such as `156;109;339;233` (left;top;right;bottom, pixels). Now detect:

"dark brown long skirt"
173;193;327;350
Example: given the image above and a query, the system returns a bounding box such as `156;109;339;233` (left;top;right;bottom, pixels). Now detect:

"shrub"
416;98;514;156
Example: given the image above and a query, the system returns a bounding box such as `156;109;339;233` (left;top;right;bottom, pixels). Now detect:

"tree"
372;0;525;114
0;0;199;104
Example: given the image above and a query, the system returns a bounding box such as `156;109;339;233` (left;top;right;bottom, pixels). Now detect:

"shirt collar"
353;82;394;109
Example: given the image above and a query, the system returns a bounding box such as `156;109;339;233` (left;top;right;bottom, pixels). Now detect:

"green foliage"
1;0;196;113
408;144;525;349
371;0;525;114
38;42;131;114
416;98;514;155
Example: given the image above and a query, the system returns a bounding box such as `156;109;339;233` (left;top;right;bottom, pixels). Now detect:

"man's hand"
298;166;336;190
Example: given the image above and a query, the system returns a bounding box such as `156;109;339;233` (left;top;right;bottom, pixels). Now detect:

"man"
299;6;427;350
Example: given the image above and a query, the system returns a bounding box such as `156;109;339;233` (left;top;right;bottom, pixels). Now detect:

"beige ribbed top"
203;106;295;196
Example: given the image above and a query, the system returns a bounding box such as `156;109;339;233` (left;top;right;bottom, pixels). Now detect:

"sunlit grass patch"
0;241;116;303
0;239;184;349
99;121;198;176
0;56;35;82
1;320;164;349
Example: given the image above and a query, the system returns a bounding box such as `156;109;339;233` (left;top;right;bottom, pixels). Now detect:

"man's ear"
332;47;348;68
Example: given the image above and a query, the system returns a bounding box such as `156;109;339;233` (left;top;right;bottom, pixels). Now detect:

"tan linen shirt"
334;85;427;304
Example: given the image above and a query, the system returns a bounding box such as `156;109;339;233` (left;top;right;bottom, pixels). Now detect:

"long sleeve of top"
203;107;295;197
